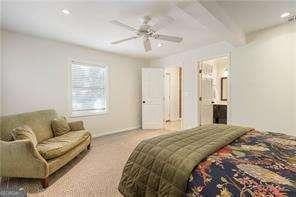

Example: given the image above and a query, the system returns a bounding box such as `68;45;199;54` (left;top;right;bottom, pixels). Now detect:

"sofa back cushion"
1;109;57;143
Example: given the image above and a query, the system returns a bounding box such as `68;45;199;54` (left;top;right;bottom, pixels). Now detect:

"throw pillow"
51;116;71;136
68;121;85;131
11;125;38;147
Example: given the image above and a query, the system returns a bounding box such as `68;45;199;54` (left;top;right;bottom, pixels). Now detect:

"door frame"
163;66;184;128
164;72;171;122
197;54;231;126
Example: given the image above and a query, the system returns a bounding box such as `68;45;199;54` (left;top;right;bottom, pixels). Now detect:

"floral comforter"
186;130;296;197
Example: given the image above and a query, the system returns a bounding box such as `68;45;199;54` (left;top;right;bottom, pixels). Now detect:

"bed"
118;125;296;197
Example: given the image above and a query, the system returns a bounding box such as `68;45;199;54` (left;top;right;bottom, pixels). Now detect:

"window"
70;61;108;116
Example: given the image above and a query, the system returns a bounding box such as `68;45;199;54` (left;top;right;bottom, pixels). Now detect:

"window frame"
69;60;109;117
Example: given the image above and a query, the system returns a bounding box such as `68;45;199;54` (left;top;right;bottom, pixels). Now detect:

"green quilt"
118;124;253;197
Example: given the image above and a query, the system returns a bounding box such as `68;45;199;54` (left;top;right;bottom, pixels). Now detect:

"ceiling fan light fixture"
61;9;71;15
281;12;290;18
158;43;163;47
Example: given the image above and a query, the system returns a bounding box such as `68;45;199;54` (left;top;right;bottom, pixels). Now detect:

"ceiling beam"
176;1;245;46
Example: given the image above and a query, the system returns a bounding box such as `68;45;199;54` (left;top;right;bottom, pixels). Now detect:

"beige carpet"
1;126;179;197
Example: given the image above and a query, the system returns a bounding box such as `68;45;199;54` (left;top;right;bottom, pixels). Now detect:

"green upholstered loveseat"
0;109;91;188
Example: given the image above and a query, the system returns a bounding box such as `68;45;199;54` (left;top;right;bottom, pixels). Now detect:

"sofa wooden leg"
87;143;91;150
41;177;49;188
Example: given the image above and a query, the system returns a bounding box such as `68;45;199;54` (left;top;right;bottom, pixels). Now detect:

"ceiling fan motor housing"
141;15;151;25
138;24;155;37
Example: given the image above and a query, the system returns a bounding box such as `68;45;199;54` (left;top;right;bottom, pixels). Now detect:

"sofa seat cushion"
37;130;90;160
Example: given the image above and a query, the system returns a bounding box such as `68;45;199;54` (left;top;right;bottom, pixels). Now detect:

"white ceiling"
1;1;295;59
215;0;296;33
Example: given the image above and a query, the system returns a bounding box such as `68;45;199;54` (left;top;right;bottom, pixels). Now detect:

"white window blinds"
71;62;107;116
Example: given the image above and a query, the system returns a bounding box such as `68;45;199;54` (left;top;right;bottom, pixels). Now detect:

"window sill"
70;110;108;118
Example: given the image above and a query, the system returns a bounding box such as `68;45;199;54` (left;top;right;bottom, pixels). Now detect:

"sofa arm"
0;139;48;178
68;121;85;131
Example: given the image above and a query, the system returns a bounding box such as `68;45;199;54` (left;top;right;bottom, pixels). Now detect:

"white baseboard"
92;125;141;138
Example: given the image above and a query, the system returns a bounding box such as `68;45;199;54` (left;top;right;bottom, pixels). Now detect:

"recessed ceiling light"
61;9;71;15
157;43;163;47
281;12;290;18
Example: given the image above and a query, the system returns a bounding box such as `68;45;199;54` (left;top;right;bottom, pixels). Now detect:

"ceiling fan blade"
111;36;138;44
152;16;174;31
110;20;137;32
143;37;152;52
154;34;183;43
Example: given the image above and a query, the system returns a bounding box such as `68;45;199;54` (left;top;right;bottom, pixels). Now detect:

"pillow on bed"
11;125;38;147
51;116;71;136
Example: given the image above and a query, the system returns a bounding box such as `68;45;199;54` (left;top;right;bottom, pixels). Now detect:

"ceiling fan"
110;16;183;52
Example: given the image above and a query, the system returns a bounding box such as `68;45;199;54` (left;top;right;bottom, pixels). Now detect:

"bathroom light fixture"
223;68;229;77
281;12;290;18
62;9;71;15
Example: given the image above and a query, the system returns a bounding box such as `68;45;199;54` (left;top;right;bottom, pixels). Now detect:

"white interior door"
199;63;214;125
164;73;171;121
142;68;164;129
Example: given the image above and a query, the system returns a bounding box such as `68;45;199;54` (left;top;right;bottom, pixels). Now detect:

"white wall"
151;23;295;136
3;23;294;137
0;31;2;116
294;27;296;134
2;30;148;137
230;23;296;136
150;42;232;129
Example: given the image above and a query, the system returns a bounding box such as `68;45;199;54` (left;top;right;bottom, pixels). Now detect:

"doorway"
164;67;182;130
198;56;229;125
